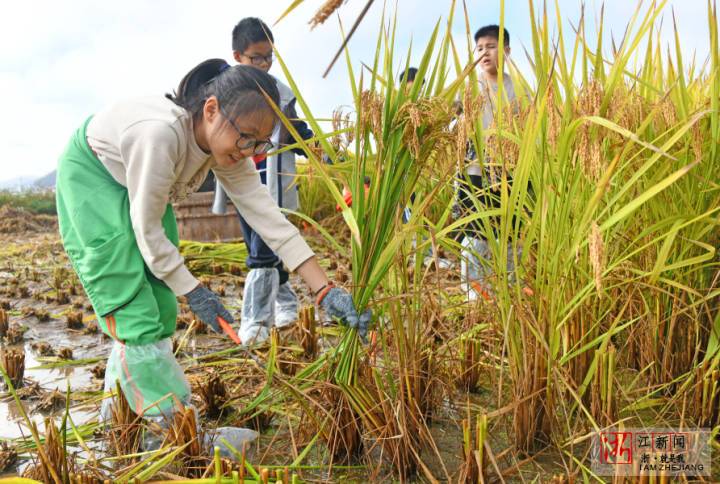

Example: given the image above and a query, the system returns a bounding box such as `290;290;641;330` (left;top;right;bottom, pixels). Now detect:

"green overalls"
56;118;190;416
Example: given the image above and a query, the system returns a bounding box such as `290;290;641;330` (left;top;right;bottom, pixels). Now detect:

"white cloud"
0;0;714;181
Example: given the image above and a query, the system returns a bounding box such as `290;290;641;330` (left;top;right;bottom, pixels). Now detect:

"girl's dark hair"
166;58;280;122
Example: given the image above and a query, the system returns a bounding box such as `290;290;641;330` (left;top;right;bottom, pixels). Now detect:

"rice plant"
0;308;8;338
4;0;720;480
212;0;719;478
1;348;25;389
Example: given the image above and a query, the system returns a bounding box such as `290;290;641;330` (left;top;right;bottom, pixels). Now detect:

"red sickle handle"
217;316;242;345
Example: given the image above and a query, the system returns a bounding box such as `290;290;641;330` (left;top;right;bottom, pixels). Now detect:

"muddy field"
0;208;473;481
0;206;717;483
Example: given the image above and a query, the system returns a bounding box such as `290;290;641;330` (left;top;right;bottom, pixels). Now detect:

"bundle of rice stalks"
23;417;74;483
90;361;106;379
32;342;55;356
164;406;207;477
52;267;68;293
346;299;446;479
1;348;25;389
107;381;142;459
591;345;616;426
0;308;8;338
270;6;466;475
320;385;363;463
198;371;229;419
271;329;303;376
457;334;482;393
458;414;488;484
0;441;17;473
179;240;247;275
3;324;25;344
57;347;73;360
55;290;69;305
65;311;83;329
68;471;108;484
35;389;66;413
298;305;318;359
691;359;720;428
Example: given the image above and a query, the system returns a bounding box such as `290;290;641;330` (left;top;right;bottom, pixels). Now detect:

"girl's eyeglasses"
219;107;274;155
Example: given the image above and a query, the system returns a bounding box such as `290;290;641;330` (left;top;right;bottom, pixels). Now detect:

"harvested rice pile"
0;206;57;234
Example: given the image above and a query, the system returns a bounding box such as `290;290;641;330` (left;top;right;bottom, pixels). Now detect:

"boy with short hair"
398;67;419;87
213;17;314;343
456;24;524;300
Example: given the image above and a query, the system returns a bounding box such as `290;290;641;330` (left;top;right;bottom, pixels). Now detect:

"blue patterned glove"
319;287;371;339
185;285;234;333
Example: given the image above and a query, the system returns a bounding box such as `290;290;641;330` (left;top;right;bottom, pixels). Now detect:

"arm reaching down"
120;120;199;296
213;158;315;271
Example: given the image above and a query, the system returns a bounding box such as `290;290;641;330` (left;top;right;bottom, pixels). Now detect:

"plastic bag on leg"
100;338;191;421
239;268;278;344
274;282;298;328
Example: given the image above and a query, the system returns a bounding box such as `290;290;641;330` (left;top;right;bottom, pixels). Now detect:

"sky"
0;0;715;184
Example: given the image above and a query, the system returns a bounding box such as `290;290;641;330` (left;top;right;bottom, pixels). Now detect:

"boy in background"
455;24;524;300
213;17;314;343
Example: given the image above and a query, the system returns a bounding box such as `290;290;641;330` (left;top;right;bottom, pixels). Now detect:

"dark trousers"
237;158;289;285
238;213;289;286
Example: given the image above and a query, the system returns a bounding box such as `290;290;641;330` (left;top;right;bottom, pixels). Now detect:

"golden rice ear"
309;0;344;29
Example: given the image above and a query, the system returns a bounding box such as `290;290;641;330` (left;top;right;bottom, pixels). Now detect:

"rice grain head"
547;90;560;148
309;0;345;29
658;98;677;127
331;109;344;150
691;121;703;161
589;221;605;293
576;79;602;117
360;90;384;146
344;112;355;145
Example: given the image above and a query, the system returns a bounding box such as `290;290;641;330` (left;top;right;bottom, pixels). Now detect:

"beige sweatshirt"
86;96;314;296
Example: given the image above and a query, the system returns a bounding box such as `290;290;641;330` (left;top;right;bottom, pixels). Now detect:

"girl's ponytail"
167;58;229;109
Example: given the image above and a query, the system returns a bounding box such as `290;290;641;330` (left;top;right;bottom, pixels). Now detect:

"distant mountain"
34;170;56;189
0;176;37;190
